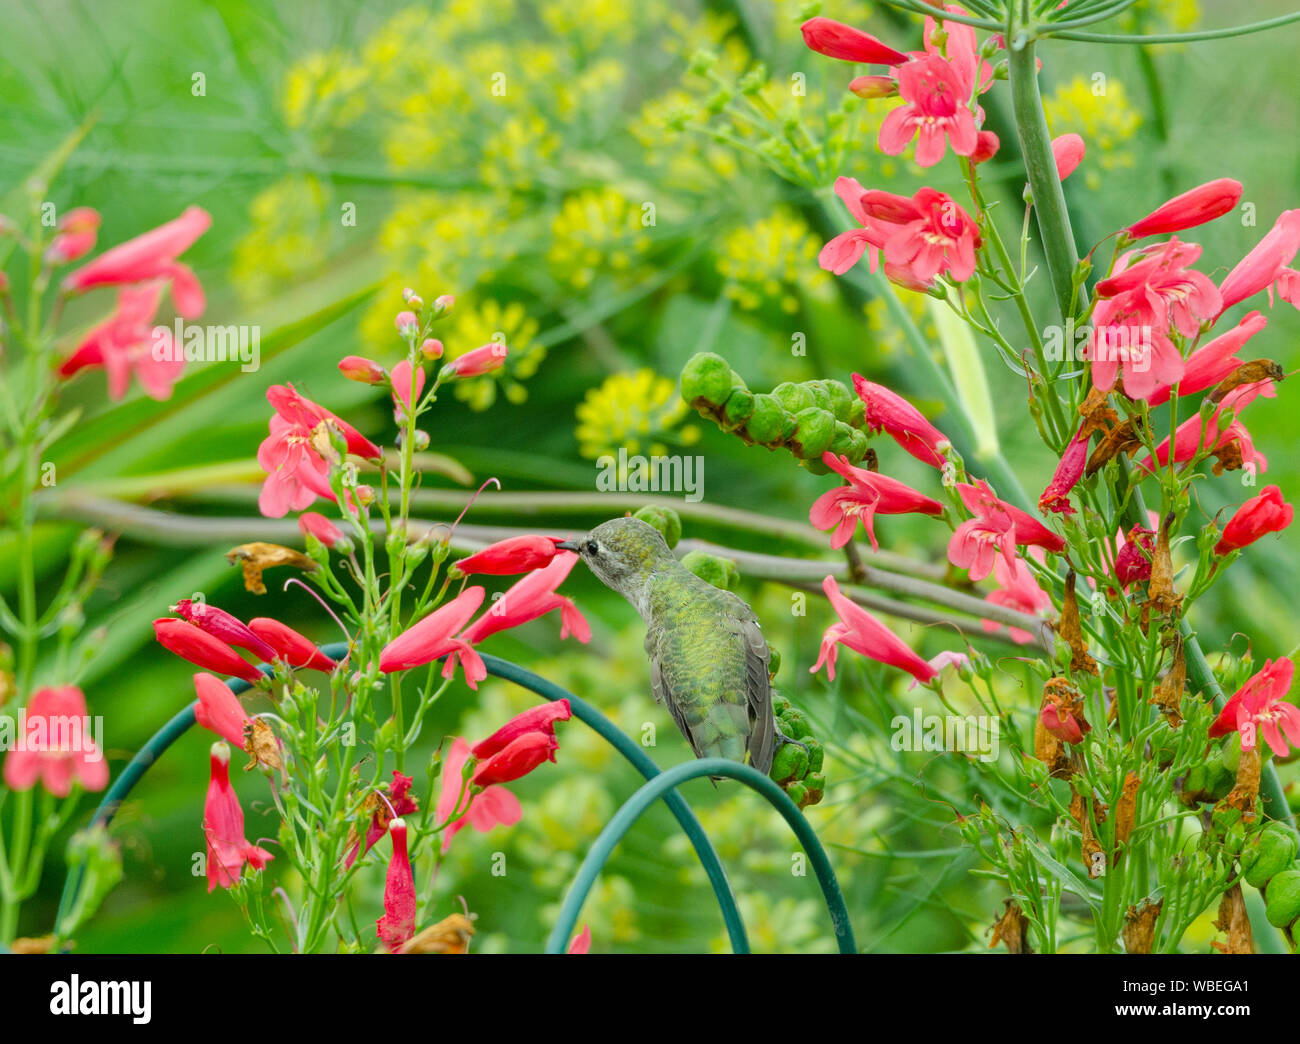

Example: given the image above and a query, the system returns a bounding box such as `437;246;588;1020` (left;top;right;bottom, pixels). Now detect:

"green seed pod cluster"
679;355;871;469
633;506;682;549
680;549;739;591
769;693;825;810
1241;820;1298;888
1179;746;1236;806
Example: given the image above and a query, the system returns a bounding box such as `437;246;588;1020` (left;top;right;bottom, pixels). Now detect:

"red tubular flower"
1215;485;1293;556
193;673;252;748
1217;209;1300;313
1146;311;1268;407
391;359;425;415
1040;700;1088;744
435;738;522;853
568;925;592;954
472;731;559;787
851;374;949;467
471;700;573;760
204;741;273;892
1051;134;1085;182
1;685;108;797
1209;659;1300;757
171;598;278;663
848;75;898;99
338;355;387;384
1125;178;1242;240
346;771;419;868
56;281;185;401
452;535;565;576
1114;525;1156;588
961;480;1066;554
811;576;937;684
47;207;101;264
267;383;382;461
810;451;943;550
1038;425;1090;516
970;130;1000;165
460;553;591;646
1139;386;1271;477
297;511;350;550
247;618;339;672
153;618;264;685
379;586;487;686
376;818;417;952
443;343;508;379
63;206;211;317
799;17;907;65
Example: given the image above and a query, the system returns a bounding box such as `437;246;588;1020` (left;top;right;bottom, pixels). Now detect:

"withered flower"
1122;898;1163;954
225;542;317;595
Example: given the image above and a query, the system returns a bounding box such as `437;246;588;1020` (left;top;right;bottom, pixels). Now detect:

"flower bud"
338;355;388;384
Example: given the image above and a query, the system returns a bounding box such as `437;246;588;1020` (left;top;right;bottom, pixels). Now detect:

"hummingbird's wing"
727;604;775;776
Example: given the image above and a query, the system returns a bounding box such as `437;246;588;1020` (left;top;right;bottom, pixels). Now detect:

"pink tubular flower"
452;535;565;576
1146;311;1268;407
338;355;387;384
878;52;979;166
298;510;350;550
171;598;277;663
1038;425;1090;516
1215;485;1293;556
460;552;591;646
153;618;264;685
193;673;252;748
981;554;1051;646
1089;239;1221;401
247;618;339;672
64;206;211;318
809;451;943;550
471;700;573;760
1218;210;1300;314
472;731;559;787
851;374;949;467
257;412;335;518
443;342;508;379
346;771;419;868
436;737;522;853
818;177;883;276
1051;134;1085;182
568;925;592;954
1139;386;1270;477
1;686;108;797
1209;659;1300;757
1114;525;1156;589
376;819;417;952
379;586;487;687
799;17;907;65
204;741;273;892
267;383;382;461
391;359;425;415
870;187;981;285
949;480;1065;581
811;576;937;684
1041;700;1087;745
47;207;101;264
56;281;184;401
1125;178;1243;240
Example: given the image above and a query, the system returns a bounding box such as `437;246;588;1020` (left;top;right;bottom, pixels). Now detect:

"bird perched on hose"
557;517;781;775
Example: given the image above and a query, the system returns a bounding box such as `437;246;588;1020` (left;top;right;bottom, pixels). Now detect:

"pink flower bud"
247;617;339;673
971;130;1001;165
848;75;897;99
1215;485;1293;556
470;700;572;760
1125;178;1242;240
443;342;507;379
47;206;102;264
194;673;252;748
433;294;455;314
394;310;419;336
298;511;350;551
154;618;265;685
420;338;444;359
338;355;387;384
1051;133;1085;182
452;535;565;577
800;17;907;65
1038;425;1089;516
472;731;559;786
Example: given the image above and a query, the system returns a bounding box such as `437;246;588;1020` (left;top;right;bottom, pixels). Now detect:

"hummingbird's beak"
555;539;581;552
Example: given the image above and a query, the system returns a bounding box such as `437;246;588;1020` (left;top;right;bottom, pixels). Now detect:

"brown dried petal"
1143;513;1184;621
399;913;476;955
1150;637;1186;727
1122;899;1163;954
244;717;287;782
1208;360;1284;404
225;542;317;596
988;899;1033;954
1211;885;1255;954
1058;571;1098;676
1085;416;1145;477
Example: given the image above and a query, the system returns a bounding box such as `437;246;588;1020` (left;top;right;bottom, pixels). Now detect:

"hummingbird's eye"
585;539;598;555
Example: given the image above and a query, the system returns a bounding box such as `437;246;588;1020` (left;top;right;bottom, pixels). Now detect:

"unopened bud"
420;338;444;360
338;355;388;384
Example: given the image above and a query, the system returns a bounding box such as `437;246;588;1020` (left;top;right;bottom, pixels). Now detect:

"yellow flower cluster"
230;175;331;302
547;187;655;292
443;299;543;410
1043;77;1142;191
716;207;829;313
574;369;700;461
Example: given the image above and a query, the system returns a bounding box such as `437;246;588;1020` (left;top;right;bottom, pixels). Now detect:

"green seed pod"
790;407;836;459
829;420;856;457
785;781;809;807
1264;869;1300;928
767;645;781;676
800;774;825;808
779;410;799;444
633;506;682;549
1244;825;1299;888
804;458;831;476
742;393;786;446
680;550;739;591
846;427;870;465
770;742;809;785
721;387;755;430
729;369;748;390
783;710;813;740
820;379;854;423
679;352;733;409
771;382;814;415
803;381;833;413
847;397;866;428
1222;732;1242;775
773;693;792;717
805;737;824;774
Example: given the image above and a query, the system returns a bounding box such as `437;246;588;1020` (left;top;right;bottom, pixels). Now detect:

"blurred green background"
1;0;1297;952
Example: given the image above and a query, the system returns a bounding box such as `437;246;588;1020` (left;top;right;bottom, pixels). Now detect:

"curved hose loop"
57;644;751;953
544;758;857;954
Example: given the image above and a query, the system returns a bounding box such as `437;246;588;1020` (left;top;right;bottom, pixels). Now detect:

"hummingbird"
557;517;778;775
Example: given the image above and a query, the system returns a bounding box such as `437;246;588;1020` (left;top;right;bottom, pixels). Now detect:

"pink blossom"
799;17;907;65
266;384;382;461
1125;178;1242;240
257;413;335;518
47;207;101;264
1051;134;1085;181
435;737;522;853
810;576;937;684
460;553;591;645
379;586;487;687
1138;386;1270;476
471;701;573;760
851;374;949;467
64;206;211;318
949;480;1064;581
57;281;184;401
878;52;979;167
1215;485;1293;556
376;819;417;952
247;618;339;672
568;925;592;954
1209;659;1300;757
1038;424;1089;516
809;451;942;550
297;511;350;550
193;673;252;748
203;742;273;892
391;359;425;415
1146;311;1268;407
1218;209;1300;314
443;343;508;378
452;535;565;576
473;732;559;786
345;771;418;869
981;555;1051;645
1;686;109;797
170;598;278;663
